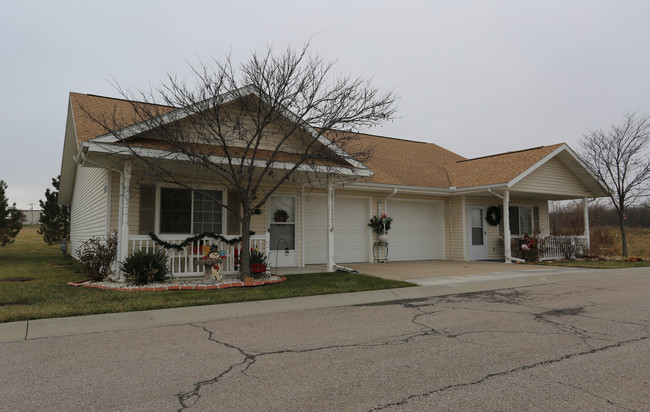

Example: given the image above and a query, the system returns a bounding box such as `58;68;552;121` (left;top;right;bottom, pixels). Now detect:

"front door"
469;205;487;260
268;196;296;267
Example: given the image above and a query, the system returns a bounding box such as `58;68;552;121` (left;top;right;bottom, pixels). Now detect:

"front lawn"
0;228;412;323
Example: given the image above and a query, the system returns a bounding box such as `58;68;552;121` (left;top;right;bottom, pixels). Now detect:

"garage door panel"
388;200;443;261
303;196;369;264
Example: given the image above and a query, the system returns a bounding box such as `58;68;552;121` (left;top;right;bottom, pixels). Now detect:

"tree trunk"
619;211;629;257
239;213;252;281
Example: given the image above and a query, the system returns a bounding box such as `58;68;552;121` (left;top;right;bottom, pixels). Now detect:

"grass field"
0;227;412;323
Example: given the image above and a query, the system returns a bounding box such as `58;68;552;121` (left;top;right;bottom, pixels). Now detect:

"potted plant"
249;248;268;277
274;209;289;222
368;213;393;242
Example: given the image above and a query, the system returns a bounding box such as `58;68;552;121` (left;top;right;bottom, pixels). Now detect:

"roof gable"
445;144;563;188
69;89;366;171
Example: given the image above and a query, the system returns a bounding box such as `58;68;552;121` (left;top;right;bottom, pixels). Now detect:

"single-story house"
59;91;608;277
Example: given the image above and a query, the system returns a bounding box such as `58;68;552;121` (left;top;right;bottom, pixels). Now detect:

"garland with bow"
148;231;255;251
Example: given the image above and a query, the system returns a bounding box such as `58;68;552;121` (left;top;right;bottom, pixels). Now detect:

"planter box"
251;263;267;273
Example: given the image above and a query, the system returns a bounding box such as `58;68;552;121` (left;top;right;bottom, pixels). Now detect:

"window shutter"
138;185;156;235
533;206;540;233
227;189;240;235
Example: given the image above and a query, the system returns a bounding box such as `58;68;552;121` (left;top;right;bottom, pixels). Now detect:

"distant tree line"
550;200;650;236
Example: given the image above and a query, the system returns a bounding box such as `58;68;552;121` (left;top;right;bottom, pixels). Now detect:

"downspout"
78;151;126;280
379;188;398;215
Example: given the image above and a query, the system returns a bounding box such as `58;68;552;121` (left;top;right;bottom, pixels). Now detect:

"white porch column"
326;179;335;272
583;197;590;251
118;161;132;281
503;190;511;263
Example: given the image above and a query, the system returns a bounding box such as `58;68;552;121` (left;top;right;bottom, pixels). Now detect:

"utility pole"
29;203;34;226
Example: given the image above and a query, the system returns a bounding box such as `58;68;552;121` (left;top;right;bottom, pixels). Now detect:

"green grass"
0;227;412;323
537;259;650;269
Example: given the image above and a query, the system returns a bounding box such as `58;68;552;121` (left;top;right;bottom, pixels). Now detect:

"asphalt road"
1;270;648;411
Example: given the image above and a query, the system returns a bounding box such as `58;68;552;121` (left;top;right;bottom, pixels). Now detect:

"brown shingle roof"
333;131;466;187
70;92;174;145
445;144;563;188
69;92;565;189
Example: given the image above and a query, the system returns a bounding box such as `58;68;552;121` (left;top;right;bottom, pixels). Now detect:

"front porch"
128;233;270;277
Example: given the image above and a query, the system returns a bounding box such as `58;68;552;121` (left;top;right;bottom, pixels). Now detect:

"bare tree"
580;112;650;256
79;44;397;279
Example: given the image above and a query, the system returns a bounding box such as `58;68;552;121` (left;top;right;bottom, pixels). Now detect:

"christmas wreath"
485;206;501;226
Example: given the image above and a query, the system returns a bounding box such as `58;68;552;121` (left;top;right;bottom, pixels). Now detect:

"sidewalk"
0;266;632;343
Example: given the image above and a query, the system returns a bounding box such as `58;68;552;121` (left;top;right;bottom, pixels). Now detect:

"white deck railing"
511;235;588;261
128;233;270;277
540;235;588;260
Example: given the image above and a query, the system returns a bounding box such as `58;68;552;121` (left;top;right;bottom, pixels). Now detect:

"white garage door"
387;200;443;261
303;196;370;264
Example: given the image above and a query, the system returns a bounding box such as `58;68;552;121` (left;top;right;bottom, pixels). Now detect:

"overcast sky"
1;0;649;209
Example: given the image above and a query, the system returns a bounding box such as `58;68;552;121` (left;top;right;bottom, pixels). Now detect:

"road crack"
367;335;648;411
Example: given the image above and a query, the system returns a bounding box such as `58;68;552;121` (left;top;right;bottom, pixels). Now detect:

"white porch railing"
511;235;588;261
128;233;270;277
540;235;588;260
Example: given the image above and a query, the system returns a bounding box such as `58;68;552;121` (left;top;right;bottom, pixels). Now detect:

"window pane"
520;207;532;235
269;196;295;222
472;227;484;245
471;208;483;227
160;188;191;233
270;224;295;250
193;190;223;233
509;206;519;235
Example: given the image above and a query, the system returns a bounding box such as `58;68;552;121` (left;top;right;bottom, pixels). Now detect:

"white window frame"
508;204;535;236
154;183;227;234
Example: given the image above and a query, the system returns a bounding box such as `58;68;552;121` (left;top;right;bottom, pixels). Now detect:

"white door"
303;196;370;264
387;200;443;261
469;205;487;260
269;196;296;267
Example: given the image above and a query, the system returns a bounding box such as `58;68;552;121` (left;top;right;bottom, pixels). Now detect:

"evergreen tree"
0;180;22;247
38;176;70;250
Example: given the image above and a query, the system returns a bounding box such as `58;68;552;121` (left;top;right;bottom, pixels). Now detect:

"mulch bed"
67;275;287;291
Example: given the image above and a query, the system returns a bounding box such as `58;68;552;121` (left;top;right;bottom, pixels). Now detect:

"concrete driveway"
345;260;570;283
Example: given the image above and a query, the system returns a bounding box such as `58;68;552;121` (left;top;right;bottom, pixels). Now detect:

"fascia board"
59;100;82;205
557;145;610;196
87;142;369;177
347;181;509;194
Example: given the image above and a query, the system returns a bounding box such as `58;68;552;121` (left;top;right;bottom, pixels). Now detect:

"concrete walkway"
0;264;631;344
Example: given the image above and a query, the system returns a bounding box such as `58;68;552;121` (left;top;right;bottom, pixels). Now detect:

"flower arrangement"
274;209;289;222
368;213;393;235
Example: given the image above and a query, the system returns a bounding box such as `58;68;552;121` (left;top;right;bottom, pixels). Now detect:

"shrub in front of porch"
511;232;545;262
120;250;170;285
77;233;118;281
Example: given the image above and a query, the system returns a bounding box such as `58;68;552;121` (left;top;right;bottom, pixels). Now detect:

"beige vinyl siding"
109;171;120;232
445;196;464;260
69;166;109;257
512;157;591;197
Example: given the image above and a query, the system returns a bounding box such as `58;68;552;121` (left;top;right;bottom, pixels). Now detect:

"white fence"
128;233;270;277
511;235;588;261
